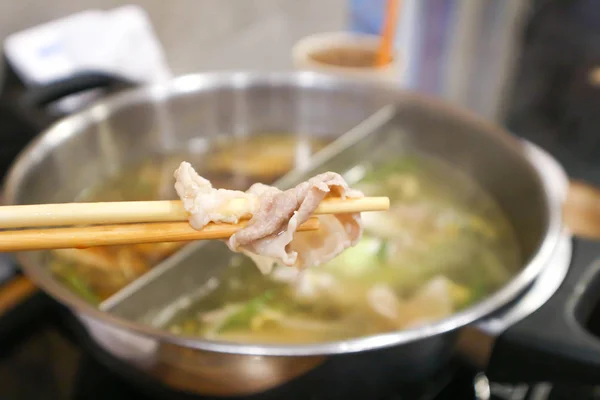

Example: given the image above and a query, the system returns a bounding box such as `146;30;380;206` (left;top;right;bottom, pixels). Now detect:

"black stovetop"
72;357;476;400
3;311;600;400
1;296;479;400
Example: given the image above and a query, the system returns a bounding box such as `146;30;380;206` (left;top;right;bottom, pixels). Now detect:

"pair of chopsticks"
0;197;390;252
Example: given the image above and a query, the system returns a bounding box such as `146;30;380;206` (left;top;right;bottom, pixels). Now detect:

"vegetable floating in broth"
174;162;364;273
164;155;520;344
48;134;329;304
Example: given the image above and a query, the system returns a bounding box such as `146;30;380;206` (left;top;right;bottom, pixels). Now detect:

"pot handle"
14;71;135;132
487;182;600;384
0;72;135;358
21;71;133;108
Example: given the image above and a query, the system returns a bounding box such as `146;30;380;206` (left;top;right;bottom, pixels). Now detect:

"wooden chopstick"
0;218;321;252
0;197;389;229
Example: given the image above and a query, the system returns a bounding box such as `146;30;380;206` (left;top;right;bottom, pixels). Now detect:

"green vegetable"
467;215;497;239
467;271;489;305
362;157;420;182
377;240;390;264
62;272;101;305
181;319;200;335
446;281;472;309
218;290;276;333
325;236;381;276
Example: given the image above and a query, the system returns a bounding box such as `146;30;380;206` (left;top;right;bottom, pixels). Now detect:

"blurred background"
0;1;345;73
1;0;597;175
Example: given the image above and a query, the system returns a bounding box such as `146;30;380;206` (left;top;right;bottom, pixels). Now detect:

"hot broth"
163;155;520;343
48;134;328;304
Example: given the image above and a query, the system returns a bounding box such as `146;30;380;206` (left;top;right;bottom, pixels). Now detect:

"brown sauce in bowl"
309;47;388;68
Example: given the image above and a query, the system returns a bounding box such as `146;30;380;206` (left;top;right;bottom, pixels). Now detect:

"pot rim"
3;70;564;356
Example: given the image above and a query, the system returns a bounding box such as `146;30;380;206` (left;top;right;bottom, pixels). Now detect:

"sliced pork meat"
228;172;363;272
174;162;259;229
173;162;364;273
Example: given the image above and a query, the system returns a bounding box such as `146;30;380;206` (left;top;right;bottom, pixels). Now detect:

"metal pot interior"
4;71;562;356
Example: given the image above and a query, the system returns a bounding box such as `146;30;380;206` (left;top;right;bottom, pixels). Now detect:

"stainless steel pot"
3;71;568;395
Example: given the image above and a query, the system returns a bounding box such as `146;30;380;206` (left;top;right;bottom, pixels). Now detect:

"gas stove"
4;315;600;400
67;359;600;400
71;352;474;400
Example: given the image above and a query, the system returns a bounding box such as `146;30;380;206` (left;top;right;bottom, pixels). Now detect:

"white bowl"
292;31;402;83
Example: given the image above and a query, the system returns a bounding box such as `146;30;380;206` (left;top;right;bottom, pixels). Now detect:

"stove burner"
71;355;477;400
